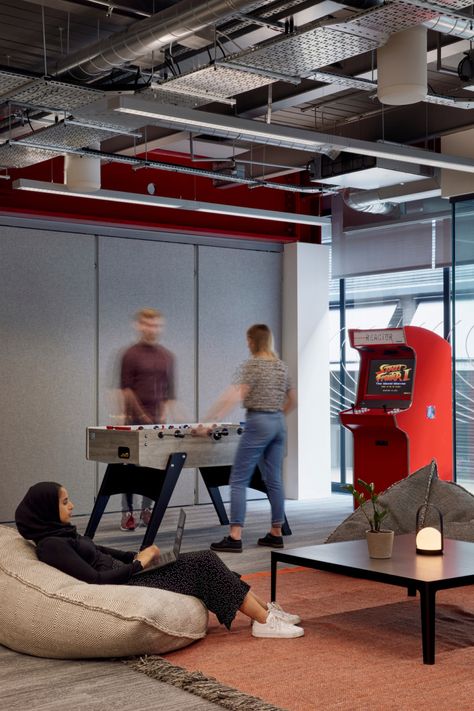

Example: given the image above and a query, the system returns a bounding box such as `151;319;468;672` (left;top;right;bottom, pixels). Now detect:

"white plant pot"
366;530;394;559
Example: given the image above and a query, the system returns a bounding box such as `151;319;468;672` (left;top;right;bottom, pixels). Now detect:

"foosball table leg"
84;469;113;539
140;452;187;549
206;485;230;525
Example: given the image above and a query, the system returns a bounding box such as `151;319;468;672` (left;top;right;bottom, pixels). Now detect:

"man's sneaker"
267;601;301;625
252;610;304;639
210;536;243;553
140;508;152;527
120;512;137;531
257;532;284;548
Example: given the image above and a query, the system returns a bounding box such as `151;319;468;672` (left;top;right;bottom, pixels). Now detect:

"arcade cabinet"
339;326;452;497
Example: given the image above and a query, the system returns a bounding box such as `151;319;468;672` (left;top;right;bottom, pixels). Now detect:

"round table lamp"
416;504;443;555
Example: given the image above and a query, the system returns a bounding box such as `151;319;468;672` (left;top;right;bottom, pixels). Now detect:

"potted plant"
345;479;394;558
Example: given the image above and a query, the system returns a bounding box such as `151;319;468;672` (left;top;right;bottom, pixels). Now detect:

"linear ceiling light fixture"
12;179;330;227
110;96;317;150
108;95;474;174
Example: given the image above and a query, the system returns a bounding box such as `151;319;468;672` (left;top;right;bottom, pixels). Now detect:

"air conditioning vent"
309;153;433;189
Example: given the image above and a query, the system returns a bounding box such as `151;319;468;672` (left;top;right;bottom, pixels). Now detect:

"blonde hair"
246;324;276;357
135;307;162;321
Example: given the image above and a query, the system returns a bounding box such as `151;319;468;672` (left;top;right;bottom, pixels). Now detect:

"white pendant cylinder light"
377;26;427;106
64;143;101;192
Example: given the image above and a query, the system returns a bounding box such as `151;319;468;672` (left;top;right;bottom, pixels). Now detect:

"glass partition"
452;198;474;492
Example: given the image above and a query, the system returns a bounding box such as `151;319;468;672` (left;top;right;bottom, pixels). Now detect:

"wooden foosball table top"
87;422;244;469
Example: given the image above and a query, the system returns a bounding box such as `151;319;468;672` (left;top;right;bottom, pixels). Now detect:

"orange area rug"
160;567;474;711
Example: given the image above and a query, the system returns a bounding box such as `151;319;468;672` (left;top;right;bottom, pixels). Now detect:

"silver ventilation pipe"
55;0;262;82
343;189;396;214
343;177;441;214
424;15;474;40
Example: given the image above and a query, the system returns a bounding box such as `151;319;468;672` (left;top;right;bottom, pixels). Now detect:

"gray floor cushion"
0;525;208;659
326;461;474;543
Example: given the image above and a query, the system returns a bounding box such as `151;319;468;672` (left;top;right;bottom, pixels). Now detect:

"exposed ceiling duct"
343;190;397;214
343;176;441;213
377;26;427;105
54;0;270;82
424;13;474;39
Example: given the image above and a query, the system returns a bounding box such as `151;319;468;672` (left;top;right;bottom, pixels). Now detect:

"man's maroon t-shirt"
121;342;175;423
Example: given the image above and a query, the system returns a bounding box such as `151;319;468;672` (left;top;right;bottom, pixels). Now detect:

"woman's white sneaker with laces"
252;610;304;638
267;601;301;625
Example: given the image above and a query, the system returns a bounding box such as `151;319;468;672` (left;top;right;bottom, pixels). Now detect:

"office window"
330;267;446;488
452;198;474;492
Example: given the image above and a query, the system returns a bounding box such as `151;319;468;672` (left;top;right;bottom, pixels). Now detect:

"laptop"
133;508;186;575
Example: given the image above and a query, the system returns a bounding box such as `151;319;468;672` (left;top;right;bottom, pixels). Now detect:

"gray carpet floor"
1;495;352;711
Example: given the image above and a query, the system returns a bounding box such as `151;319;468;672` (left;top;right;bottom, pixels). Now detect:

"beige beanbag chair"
0;525;208;658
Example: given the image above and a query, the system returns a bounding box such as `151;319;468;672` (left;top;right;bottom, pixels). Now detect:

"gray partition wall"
197;244;283;503
0;227;97;520
97;235;196;507
0;223;282;522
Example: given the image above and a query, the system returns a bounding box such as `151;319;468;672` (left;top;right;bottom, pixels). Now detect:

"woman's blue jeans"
230;410;286;528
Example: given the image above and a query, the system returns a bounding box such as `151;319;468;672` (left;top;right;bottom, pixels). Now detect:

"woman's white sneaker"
252;610;304;638
267;601;301;625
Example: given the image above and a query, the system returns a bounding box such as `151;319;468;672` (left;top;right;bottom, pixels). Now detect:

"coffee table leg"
419;583;436;664
271;552;278;602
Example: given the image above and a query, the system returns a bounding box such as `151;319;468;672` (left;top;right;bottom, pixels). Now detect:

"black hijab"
15;481;77;543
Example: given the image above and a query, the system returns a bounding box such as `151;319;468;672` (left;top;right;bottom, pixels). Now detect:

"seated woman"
15;482;303;640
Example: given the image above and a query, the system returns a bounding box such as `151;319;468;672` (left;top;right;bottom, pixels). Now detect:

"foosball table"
86;422;291;548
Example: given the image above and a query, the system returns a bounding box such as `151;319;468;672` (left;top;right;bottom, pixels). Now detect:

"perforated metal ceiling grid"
226;1;445;80
330;1;438;37
225;24;380;77
159;65;275;100
0;142;60;169
0;75;103;112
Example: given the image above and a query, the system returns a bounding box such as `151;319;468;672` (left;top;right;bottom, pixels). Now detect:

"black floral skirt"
127;550;250;629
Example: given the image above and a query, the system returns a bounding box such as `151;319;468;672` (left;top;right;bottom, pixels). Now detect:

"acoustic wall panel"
0;226;96;520
197;245;282;504
0;223;283;525
97;236;196;508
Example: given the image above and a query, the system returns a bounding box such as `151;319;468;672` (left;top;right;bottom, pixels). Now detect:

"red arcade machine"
339;326;452;495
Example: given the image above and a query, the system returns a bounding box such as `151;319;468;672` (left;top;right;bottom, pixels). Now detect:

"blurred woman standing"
209;324;296;552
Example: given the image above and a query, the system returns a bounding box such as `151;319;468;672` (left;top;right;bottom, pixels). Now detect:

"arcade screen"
365;358;415;398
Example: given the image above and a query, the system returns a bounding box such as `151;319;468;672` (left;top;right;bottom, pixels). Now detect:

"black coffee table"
271;534;474;664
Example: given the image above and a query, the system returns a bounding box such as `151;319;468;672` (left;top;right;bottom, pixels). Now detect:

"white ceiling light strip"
12;179;330;227
109;95;474;174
